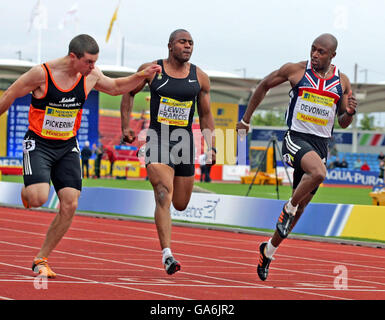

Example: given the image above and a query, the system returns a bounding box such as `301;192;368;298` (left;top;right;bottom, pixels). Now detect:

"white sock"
162;248;172;264
285;198;298;215
264;239;277;258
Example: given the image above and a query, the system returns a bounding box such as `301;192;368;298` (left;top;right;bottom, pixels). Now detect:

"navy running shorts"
22;130;82;193
282;130;328;194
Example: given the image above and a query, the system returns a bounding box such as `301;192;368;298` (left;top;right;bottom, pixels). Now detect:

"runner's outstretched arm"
0;66;45;116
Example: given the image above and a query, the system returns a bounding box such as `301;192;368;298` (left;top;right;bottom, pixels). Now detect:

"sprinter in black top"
145;59;201;176
121;29;216;275
149;59;200;132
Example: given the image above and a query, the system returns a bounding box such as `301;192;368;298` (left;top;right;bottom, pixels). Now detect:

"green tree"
334;116;342;129
251;111;286;126
359;114;375;131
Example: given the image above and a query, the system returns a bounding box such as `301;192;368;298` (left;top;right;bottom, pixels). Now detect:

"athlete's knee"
154;183;172;208
59;198;78;217
28;196;48;208
25;191;49;208
173;201;188;212
310;167;326;184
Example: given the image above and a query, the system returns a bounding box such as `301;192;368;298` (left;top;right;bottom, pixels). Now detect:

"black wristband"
345;109;356;116
210;147;217;153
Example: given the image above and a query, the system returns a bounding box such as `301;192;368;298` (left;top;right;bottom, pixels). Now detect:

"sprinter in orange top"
0;34;161;278
28;62;87;140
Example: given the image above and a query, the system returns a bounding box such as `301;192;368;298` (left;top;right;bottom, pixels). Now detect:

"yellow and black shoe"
32;257;57;278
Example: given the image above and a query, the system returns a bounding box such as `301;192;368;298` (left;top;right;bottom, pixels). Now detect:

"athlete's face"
72;52;99;76
310;40;335;72
169;32;194;63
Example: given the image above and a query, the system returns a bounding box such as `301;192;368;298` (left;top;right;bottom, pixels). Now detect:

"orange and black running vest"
28;63;87;140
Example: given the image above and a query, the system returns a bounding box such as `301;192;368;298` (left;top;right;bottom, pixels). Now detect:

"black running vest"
148;60;200;136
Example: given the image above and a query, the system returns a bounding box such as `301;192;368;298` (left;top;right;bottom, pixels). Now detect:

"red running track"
0;206;384;301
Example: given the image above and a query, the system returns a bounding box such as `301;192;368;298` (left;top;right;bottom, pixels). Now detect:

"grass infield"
2;175;373;205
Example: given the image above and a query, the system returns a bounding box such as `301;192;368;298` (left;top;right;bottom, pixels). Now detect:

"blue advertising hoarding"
324;169;384;186
6;94;30;158
0;181;357;239
77;90;99;149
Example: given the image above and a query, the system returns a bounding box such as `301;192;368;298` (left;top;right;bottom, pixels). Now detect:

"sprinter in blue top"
236;33;357;281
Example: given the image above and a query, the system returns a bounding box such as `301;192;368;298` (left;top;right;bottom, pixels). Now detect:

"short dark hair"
168;29;189;43
68;34;99;58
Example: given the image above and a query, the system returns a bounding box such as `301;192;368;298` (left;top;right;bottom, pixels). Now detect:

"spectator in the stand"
105;147;116;177
93;141;104;178
328;157;341;169
81;141;92;178
379;160;385;179
378;152;385;162
340;158;348;168
353;158;362;170
360;161;371;171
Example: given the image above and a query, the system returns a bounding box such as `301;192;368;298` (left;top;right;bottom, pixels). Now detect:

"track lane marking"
0;260;191;300
0;238;357;300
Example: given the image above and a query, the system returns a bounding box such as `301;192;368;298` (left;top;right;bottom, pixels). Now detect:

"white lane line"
0;260;190;300
0;239;352;300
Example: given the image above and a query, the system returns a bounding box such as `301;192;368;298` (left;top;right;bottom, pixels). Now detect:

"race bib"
41;107;78;138
157;96;192;127
296;91;334;127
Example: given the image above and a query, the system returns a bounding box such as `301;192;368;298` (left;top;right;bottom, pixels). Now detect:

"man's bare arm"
120;63;155;143
240;63;296;125
197;67;216;164
0;66;45;116
93;63;161;96
337;73;357;129
120;92;136;143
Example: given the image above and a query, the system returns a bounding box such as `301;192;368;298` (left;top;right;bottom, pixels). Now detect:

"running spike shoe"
32;257;57;278
164;256;181;275
276;204;295;239
257;242;274;281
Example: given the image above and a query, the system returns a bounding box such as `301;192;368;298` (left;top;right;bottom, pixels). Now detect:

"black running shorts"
282;130;328;194
23;130;82;193
144;131;195;177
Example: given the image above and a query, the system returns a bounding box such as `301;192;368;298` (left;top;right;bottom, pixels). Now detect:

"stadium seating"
99;115;149;161
327;152;382;171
